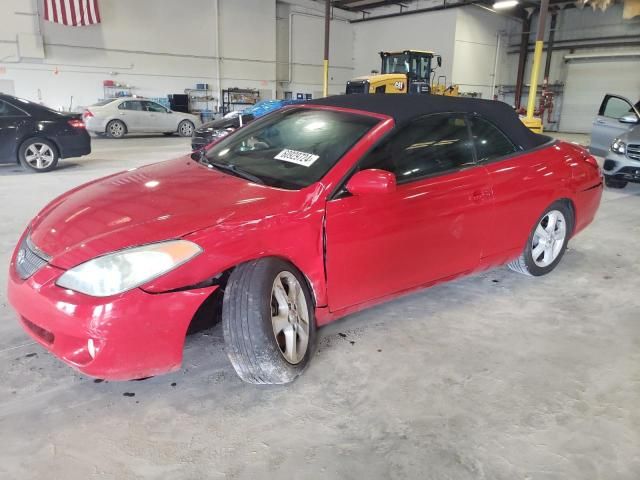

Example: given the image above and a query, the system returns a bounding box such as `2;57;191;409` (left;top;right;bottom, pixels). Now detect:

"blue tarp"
242;99;305;118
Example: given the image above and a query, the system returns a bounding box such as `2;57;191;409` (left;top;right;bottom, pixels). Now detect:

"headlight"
611;139;626;155
56;240;202;297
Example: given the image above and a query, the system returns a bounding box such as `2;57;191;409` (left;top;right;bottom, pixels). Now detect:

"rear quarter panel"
480;141;586;266
563;142;603;235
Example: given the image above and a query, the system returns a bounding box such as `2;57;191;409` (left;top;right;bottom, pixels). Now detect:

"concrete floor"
1;134;639;480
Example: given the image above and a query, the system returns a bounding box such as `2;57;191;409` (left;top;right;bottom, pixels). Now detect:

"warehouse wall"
276;0;355;98
501;4;640;87
499;4;640;132
0;0;278;111
352;9;458;83
452;6;516;99
352;5;516;99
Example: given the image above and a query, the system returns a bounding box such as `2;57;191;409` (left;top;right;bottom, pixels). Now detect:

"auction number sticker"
275;149;319;167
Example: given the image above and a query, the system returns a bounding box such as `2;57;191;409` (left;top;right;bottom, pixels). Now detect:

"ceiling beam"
332;0;407;11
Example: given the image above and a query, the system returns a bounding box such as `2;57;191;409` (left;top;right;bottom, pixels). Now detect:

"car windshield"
201;108;378;190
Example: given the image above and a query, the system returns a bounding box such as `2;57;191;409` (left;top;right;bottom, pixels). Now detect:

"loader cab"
380;50;441;94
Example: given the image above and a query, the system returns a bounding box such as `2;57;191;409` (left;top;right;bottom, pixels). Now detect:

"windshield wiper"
206;158;265;185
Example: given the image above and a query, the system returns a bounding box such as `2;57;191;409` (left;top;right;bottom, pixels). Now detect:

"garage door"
559;58;640;133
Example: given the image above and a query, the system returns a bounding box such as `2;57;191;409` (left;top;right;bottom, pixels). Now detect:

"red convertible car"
8;95;602;384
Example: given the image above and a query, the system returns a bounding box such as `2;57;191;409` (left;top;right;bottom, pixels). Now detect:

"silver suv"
590;94;640;189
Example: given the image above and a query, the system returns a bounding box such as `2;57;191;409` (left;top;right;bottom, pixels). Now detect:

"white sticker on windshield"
274;149;319;167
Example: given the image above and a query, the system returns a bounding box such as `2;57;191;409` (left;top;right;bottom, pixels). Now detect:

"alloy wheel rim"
110;122;124;137
531;210;567;267
25;143;54;169
180;122;193;136
271;272;309;365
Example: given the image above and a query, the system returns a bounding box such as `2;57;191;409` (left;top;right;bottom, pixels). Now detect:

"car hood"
196;114;254;133
29;156;300;269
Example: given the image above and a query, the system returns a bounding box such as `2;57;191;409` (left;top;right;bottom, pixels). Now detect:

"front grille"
603;159;616;171
626;144;640;161
15;236;50;280
346;80;369;95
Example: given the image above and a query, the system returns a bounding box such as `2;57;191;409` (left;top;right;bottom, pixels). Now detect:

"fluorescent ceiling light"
493;0;519;8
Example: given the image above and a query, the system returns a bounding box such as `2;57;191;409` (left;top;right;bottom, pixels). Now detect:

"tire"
162;132;174;136
18;137;59;172
105;119;126;138
507;201;573;277
178;120;195;137
604;177;627;189
222;258;316;385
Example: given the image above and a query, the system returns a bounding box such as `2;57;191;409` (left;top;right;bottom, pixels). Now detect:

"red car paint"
7;106;602;380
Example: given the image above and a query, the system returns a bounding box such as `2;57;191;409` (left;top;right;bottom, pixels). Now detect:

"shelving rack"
185;88;216;122
222;88;260;115
103;84;134;99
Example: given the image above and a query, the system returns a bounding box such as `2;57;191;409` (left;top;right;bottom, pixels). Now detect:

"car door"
0;99;30;164
142;101;175;132
325;113;493;312
117;100;146;132
590;94;640;156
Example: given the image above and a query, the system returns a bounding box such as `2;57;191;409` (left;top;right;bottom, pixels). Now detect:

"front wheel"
222;258;316;384
508;201;573;276
18;138;59;172
605;177;627;189
178;120;195;137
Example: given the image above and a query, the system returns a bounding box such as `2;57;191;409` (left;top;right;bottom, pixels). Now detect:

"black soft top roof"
307;94;549;150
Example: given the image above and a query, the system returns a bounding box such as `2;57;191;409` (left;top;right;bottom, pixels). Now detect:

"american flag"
43;0;101;26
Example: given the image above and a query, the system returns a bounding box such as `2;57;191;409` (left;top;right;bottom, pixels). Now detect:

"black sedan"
191;113;254;151
0;93;91;172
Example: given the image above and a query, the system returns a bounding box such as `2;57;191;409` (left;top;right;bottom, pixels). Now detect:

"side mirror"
346;169;396;196
619;113;639;124
437;55;442;67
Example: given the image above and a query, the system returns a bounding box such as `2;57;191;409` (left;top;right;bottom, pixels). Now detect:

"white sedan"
83;98;201;138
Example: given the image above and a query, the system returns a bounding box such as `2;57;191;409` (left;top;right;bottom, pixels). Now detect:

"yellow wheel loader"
346;50;459;96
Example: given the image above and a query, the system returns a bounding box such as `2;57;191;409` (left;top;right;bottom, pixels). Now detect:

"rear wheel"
18;138;59;172
178;120;195;137
105;119;126;138
605;177;627;189
222;258;316;384
508;201;573;276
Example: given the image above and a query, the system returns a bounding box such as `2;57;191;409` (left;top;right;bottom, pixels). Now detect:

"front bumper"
7;239;216;380
603;151;640;184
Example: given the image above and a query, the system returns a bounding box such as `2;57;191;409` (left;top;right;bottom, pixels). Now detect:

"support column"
526;0;549;121
323;0;330;97
514;14;531;110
